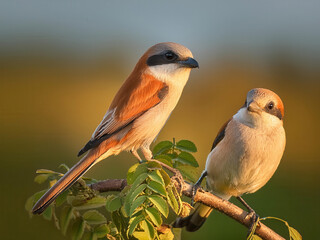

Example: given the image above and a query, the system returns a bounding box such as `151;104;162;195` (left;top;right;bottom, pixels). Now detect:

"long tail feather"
173;204;213;232
32;150;102;214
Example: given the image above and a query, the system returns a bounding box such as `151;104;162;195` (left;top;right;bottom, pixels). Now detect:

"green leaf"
176;140;197;152
130;196;146;216
60;205;74;235
34;174;49;184
128;214;145;236
83;210;107;225
159;169;171;187
288;226;302;240
176;165;199;183
167;186;180;215
142;220;155;240
36;169;63;176
106;195;122;212
94;224;110;238
33;189;48;202
128;184;147;203
127;163;148;185
148;170;165;186
152;141;173;156
147;181;167;197
148;195;169;218
71;219;85;240
73;196;107;210
145;207;162;227
175;152;198;167
153;154;173;167
42;205;53;221
55;189;69;207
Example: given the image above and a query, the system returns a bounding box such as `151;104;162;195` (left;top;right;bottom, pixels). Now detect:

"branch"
90;178;285;240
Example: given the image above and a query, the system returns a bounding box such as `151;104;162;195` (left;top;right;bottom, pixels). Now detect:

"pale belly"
206;120;285;198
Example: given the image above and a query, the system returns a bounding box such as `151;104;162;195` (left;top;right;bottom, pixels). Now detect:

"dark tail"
172;204;213;232
32;152;98;214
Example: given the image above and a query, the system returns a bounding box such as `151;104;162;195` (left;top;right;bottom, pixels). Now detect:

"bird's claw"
191;182;201;206
246;211;260;238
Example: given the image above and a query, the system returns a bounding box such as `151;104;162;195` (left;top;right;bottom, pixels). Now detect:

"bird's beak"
247;101;262;114
178;57;199;68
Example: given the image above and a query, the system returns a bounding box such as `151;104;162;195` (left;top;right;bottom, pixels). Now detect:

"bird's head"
140;42;199;85
236;88;284;128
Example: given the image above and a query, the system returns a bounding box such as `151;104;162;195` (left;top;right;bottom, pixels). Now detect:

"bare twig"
90;178;285;240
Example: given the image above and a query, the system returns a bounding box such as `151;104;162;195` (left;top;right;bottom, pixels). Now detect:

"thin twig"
90;178;285;240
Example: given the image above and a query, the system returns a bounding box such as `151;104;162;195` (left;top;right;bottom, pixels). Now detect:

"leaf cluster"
26;139;199;240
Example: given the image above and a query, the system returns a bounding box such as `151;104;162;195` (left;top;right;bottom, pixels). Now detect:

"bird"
32;42;199;214
173;88;286;233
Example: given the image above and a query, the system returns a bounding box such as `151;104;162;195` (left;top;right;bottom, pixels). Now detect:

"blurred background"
1;1;319;239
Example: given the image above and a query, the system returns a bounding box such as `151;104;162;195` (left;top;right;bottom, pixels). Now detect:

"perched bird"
173;88;286;232
32;42;199;214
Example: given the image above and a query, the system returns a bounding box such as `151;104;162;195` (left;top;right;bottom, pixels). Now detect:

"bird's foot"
246;211;260;238
191;171;207;206
191;182;201;206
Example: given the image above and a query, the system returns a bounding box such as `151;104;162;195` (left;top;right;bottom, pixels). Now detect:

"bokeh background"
1;1;319;239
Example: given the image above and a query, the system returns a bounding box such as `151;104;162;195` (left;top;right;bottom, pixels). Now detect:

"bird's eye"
267;102;274;110
164;51;176;61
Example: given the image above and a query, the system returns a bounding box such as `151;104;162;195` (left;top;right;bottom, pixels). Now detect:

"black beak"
178;57;199;68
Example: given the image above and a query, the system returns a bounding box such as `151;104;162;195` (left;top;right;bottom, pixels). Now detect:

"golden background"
0;1;319;239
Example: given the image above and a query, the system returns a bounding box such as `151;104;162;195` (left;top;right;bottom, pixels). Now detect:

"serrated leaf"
60;205;74;235
142;220;155;240
176;140;197;152
128;214;145;236
106;195;122;212
83;210;107;225
147;181;167;197
71;219;85;240
42;205;53;221
176;165;199;183
34;174;49;184
152;141;173;156
289;226;302;240
128;184;147;203
167;186;180;214
148;170;165;186
145;207;162;227
130;196;146;216
148;195;169;218
159;169;171;187
127;163;148;185
175;152;198;167
94;224;110;238
55;190;69;207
